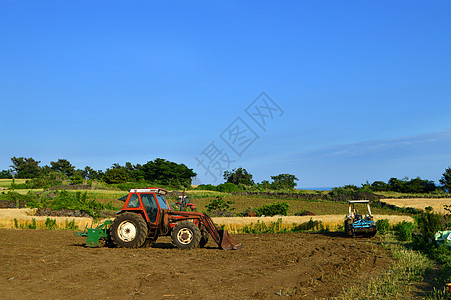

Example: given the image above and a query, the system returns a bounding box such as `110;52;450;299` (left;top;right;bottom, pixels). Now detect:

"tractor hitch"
75;220;112;247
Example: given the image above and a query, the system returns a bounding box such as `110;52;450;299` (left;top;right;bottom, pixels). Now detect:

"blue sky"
1;1;450;188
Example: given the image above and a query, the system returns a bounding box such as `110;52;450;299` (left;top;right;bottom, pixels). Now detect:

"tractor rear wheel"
111;212;148;248
345;219;353;237
171;221;201;250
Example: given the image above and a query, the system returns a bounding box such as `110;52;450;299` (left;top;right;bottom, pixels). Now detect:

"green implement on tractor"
75;220;112;247
435;231;451;246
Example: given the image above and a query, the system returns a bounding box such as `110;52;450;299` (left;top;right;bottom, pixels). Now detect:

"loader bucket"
219;229;242;250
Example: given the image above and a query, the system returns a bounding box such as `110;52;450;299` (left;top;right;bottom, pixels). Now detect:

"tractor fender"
115;209;147;221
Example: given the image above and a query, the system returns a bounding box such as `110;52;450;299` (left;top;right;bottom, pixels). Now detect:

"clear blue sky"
1;1;450;188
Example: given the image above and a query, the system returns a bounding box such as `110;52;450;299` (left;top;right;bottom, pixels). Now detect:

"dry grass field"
0;209;413;233
382;198;451;214
214;214;414;233
0;209;94;230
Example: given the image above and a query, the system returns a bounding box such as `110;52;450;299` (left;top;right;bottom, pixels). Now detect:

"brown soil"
0;230;391;299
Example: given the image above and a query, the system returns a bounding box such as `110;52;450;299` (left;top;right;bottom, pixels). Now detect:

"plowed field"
0;229;391;299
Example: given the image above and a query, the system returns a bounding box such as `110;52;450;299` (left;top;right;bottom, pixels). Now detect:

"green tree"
270;173;298;190
104;168;130;184
70;174;84;185
223;168;254;186
141;158;196;187
10;157;41;178
257;180;271;190
388;177;405;192
0;170;12;179
371;181;388;191
81;166;103;180
50;159;76;177
440;166;451;192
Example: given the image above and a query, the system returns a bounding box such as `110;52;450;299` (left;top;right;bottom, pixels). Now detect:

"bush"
256;202;289;216
376;219;391;234
216;183;241;193
50;191;115;218
205;196;235;213
104;168;129;184
415;210;445;242
70;175;84;185
0;191;47;208
195;184;217;191
394;221;415;241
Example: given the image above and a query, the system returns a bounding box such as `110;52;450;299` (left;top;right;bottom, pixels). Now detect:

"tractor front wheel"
171;221;201;250
111;212;148;248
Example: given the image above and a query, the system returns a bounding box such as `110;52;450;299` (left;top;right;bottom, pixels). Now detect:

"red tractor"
79;188;241;250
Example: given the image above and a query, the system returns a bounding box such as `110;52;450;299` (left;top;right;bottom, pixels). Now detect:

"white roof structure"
129;188;167;195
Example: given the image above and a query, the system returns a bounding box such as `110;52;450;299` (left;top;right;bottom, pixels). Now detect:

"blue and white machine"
344;200;377;237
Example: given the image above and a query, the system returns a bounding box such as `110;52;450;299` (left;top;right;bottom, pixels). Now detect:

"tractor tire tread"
110;212;148;248
171;221;201;250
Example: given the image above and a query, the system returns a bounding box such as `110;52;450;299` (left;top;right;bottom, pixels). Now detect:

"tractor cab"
176;195;196;211
119;188;170;224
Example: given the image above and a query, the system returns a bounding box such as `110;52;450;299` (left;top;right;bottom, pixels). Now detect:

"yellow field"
213;214;414;233
381;198;451;214
0;208;97;230
0;178;27;187
0;209;413;233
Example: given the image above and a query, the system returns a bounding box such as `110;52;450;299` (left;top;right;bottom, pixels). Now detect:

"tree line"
1;156;451;193
0;157;196;188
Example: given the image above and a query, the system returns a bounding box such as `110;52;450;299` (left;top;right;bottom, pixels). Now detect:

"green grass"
187;196;409;216
338;234;434;299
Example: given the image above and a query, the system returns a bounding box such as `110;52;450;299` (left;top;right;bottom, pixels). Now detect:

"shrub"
50;191;114;218
205;196;235;213
70;175;84;185
216;183;241;193
376;219;391;234
415;210;445;242
256;202;289;216
195;184;217;191
104;168;129;184
395;221;415;241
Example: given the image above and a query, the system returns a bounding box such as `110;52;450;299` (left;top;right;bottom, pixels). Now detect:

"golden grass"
9;189;44;194
0;209;413;233
0;179;27;187
0;208;100;230
382;198;451;214
212;214;414;234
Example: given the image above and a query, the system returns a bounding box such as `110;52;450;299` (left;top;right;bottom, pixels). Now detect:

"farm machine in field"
344;200;377;237
76;188;241;250
435;231;451;246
